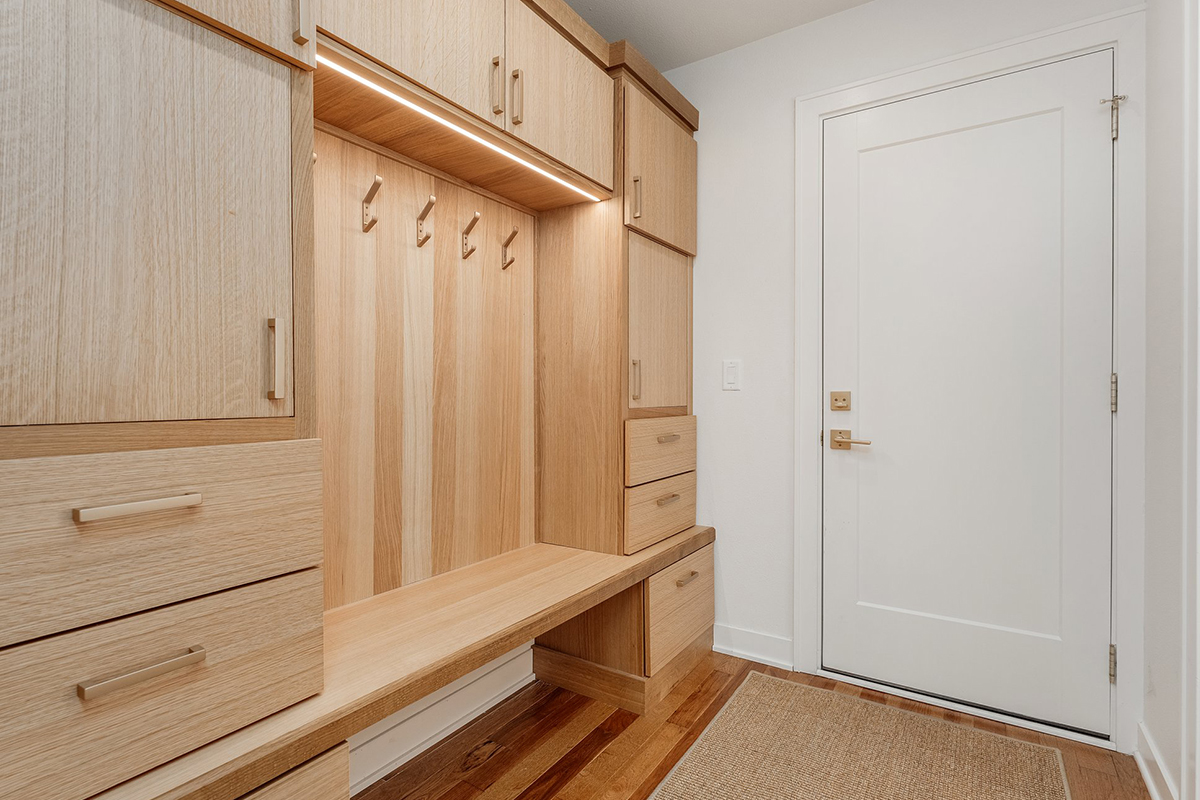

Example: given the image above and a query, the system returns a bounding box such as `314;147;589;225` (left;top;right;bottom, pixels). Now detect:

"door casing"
794;9;1147;753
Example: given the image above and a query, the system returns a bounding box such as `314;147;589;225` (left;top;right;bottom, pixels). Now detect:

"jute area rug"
651;671;1070;800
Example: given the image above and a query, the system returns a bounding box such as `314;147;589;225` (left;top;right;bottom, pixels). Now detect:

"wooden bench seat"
95;526;715;800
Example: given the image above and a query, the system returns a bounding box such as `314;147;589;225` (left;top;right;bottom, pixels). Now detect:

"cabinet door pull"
268;318;285;399
657;493;681;507
77;646;207;701
657;433;681;444
511;68;524;125
293;0;312;45
73;492;203;523
492;56;504;115
676;570;700;588
631;359;642;401
632;176;643;219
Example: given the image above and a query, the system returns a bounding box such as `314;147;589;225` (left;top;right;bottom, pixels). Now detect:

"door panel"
159;0;315;66
821;51;1114;734
628;233;691;411
624;83;697;256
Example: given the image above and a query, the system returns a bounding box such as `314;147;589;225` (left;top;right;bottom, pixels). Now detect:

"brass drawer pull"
293;0;312;45
491;56;504;115
656;493;681;507
268;317;286;399
511;68;525;124
73;492;202;523
77;645;207;701
632;176;643;219
676;570;700;588
631;359;642;401
657;433;680;444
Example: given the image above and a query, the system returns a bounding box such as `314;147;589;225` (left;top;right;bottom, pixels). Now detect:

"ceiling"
569;0;875;72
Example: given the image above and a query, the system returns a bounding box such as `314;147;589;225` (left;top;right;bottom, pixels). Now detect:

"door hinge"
820;430;824;445
1109;644;1117;684
1101;95;1128;140
1110;373;1118;412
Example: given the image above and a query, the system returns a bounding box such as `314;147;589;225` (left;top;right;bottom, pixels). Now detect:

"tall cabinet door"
624;83;697;256
0;0;295;426
504;0;614;187
628;233;690;411
316;0;505;127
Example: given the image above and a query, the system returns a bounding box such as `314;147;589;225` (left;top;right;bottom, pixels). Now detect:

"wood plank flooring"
357;650;1151;800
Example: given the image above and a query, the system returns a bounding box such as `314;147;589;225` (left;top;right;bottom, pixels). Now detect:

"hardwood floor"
357;649;1151;800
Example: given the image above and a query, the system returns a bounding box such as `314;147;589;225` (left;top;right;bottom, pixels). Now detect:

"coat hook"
362;175;383;233
417;195;436;247
502;226;519;270
462;211;480;259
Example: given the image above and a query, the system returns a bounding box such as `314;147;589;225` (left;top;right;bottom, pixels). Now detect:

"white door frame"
794;8;1147;753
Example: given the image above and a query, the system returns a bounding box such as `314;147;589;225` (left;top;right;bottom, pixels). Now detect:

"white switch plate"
722;359;741;391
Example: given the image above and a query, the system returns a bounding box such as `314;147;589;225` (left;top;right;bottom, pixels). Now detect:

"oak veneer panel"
0;569;323;800
94;528;715;800
608;41;700;132
315;0;504;125
0;439;322;648
624;472;697;555
625;416;697;486
624;82;698;256
505;0;614;188
0;0;294;427
536;584;645;674
523;0;611;68
157;0;315;67
245;745;348;800
628;233;691;410
645;544;715;674
0;417;297;460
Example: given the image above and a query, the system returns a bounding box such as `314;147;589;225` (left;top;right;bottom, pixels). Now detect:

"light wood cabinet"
316;0;505;126
505;0;614;187
625;415;697;486
159;0;316;66
628;232;691;411
624;82;698;255
243;744;349;800
645;543;714;674
0;0;296;427
624;471;697;555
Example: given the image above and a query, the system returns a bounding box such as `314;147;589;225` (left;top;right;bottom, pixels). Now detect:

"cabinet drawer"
0;440;322;648
625;416;696;486
0;569;323;800
245;744;349;800
645;544;714;675
159;0;315;67
624;472;696;555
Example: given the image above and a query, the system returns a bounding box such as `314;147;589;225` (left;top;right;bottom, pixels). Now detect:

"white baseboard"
712;623;794;670
348;644;535;796
1135;722;1180;800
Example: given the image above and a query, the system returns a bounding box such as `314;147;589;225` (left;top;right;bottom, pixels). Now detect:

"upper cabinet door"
0;0;295;426
316;0;506;127
160;0;316;66
624;83;698;256
628;233;691;411
505;0;614;188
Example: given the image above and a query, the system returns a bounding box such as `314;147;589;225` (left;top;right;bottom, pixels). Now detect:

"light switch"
722;360;741;391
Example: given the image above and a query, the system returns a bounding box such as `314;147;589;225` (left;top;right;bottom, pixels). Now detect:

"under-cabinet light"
316;54;603;203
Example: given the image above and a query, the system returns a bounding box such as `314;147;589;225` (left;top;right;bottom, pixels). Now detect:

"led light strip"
316;53;603;203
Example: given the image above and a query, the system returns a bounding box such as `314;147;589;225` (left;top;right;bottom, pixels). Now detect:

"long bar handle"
657;434;681;444
511;69;524;125
656;493;681;507
631;359;642;401
492;56;504;115
676;570;700;588
74;492;203;523
268;318;285;399
77;646;207;701
833;434;872;446
293;0;312;45
632;176;643;219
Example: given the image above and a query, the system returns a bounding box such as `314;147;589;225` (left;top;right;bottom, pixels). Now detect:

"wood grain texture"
536;200;626;553
623;82;698;256
315;0;504;125
245;745;348;800
624;416;696;486
293;70;319;441
505;0;614;188
0;439;322;648
313;40;609;212
624;472;696;556
521;0;610;68
0;569;323;800
536;585;645;674
0;417;297;460
627;233;691;410
94;528;715;800
155;0;315;67
0;0;295;427
645;544;714;674
607;42;699;132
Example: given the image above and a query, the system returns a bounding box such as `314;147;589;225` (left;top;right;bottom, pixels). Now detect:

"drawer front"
645;544;714;675
159;0;315;67
625;415;696;486
0;440;323;648
0;569;323;800
245;744;349;800
624;472;696;555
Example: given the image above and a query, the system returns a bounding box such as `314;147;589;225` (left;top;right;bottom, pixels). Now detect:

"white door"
821;51;1115;735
